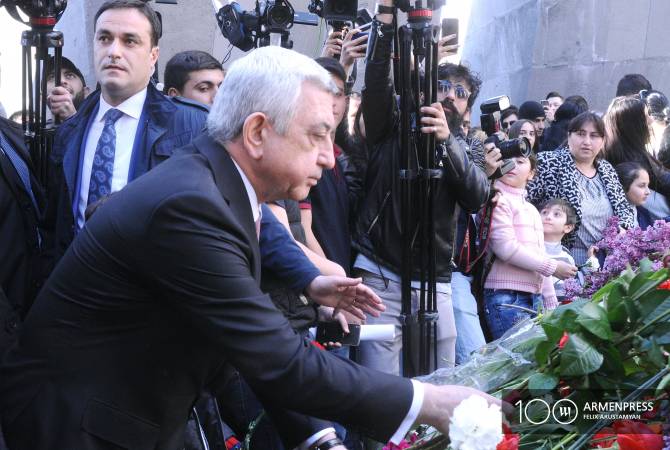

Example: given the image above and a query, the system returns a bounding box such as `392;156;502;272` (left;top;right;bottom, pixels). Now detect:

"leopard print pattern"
526;146;634;245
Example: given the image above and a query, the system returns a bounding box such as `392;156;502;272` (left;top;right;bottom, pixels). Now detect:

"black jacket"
352;21;490;282
0;134;413;450
0;118;48;354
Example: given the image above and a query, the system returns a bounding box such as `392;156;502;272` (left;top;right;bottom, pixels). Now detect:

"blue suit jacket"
46;83;209;261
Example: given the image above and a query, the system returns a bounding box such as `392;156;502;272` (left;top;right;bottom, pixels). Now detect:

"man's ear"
166;87;180;98
242;112;269;160
83;86;92;98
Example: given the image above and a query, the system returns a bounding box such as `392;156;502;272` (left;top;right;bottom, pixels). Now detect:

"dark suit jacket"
0;118;47;354
0;133;414;450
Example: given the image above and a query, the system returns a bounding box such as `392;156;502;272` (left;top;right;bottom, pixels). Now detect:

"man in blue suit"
46;0;209;259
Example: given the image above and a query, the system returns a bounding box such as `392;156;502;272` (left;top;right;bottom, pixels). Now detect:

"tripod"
396;1;442;378
2;0;67;187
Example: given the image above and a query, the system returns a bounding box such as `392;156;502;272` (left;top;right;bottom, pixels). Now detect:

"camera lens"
269;5;291;27
498;137;531;159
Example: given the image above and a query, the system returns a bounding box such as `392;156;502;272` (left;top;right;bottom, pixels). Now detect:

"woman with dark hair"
527;112;633;265
615;162;655;228
508;119;538;152
640;89;669;156
603;96;670;222
541;100;587;152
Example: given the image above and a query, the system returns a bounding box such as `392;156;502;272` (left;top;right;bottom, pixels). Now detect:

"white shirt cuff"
389;380;425;444
298;427;337;450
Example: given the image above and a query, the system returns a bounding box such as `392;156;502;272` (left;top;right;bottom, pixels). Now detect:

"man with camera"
352;0;493;375
46;56;90;122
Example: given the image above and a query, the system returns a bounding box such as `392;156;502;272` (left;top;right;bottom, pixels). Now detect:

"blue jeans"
451;272;486;364
484;289;541;340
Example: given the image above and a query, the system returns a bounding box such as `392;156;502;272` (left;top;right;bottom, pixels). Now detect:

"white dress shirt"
230;157;424;447
77;88;148;228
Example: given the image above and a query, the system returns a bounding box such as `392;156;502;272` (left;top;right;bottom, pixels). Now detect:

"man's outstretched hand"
305;275;385;320
417;384;507;436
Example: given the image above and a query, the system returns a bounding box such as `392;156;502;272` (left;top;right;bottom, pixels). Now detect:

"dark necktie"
0;130;38;210
88;108;123;206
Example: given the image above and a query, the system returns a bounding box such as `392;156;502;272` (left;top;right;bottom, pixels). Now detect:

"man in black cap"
46;56;90;122
518;100;546;139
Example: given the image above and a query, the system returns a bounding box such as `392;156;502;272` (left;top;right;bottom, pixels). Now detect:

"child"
540;199;579;302
615;162;653;228
483;154;577;339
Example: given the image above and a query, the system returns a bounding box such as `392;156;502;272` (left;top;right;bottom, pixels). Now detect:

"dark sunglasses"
501;120;516;130
438;80;470;99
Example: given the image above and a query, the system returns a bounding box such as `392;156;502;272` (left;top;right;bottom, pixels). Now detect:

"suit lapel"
191;134;262;281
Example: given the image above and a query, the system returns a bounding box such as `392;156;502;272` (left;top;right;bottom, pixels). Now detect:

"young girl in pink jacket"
483;153;577;339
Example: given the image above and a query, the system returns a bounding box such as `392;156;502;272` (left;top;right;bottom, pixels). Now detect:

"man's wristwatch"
375;4;396;15
315;437;344;450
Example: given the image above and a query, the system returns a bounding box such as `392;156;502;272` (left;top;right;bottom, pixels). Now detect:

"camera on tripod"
215;0;318;51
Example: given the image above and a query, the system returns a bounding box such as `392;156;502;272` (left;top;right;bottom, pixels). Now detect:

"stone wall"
462;0;670;122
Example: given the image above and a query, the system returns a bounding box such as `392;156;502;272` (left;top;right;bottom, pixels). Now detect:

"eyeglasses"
501;120;516;130
438;80;470;99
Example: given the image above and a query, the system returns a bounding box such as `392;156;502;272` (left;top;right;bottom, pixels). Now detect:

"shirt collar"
231;158;260;223
97;88;148;122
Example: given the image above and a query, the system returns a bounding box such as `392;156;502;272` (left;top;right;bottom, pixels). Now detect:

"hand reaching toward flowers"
415;384;505;438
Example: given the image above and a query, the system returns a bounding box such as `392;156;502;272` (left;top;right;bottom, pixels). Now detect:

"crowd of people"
0;0;669;449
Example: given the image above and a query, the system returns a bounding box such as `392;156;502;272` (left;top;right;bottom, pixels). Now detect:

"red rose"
658;279;670;290
558;332;569;349
497;425;520;450
612;420;663;450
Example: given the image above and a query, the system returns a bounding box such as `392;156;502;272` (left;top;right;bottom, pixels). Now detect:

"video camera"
213;0;319;51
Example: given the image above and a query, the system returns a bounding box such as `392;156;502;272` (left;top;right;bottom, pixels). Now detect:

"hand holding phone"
442;18;459;43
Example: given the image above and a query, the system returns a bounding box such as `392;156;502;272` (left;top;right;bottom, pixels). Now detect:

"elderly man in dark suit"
0;47;497;450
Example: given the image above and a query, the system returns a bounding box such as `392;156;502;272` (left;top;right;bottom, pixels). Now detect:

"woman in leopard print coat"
527;112;634;263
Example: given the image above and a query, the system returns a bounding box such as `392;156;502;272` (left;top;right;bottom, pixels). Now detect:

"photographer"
352;0;492;375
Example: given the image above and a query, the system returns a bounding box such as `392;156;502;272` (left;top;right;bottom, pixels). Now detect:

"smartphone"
316;322;362;346
441;18;459;43
540;99;550;108
352;21;372;40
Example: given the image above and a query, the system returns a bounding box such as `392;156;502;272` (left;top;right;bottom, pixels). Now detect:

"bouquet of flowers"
565;218;670;298
389;261;670;450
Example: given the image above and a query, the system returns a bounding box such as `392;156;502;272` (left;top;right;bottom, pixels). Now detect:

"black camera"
484;134;532;179
323;0;357;21
264;0;294;32
479;95;511;136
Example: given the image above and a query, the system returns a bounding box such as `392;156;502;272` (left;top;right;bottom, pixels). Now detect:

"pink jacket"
484;181;558;310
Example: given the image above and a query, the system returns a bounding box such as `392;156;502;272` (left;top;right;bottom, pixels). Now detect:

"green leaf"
629;268;670;302
599;344;625;379
607;298;628;331
641;291;670;325
638;257;654;273
558;333;604;376
576;303;612;340
527;372;559;396
534;340;554;366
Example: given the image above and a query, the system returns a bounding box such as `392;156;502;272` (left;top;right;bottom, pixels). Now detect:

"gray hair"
207;46;337;143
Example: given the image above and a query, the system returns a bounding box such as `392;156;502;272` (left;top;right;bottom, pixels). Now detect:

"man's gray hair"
207;47;337;143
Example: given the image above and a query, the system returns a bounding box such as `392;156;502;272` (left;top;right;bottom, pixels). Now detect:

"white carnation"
448;395;503;450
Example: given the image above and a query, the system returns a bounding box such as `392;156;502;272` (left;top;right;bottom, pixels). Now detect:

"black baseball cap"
46;56;86;87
